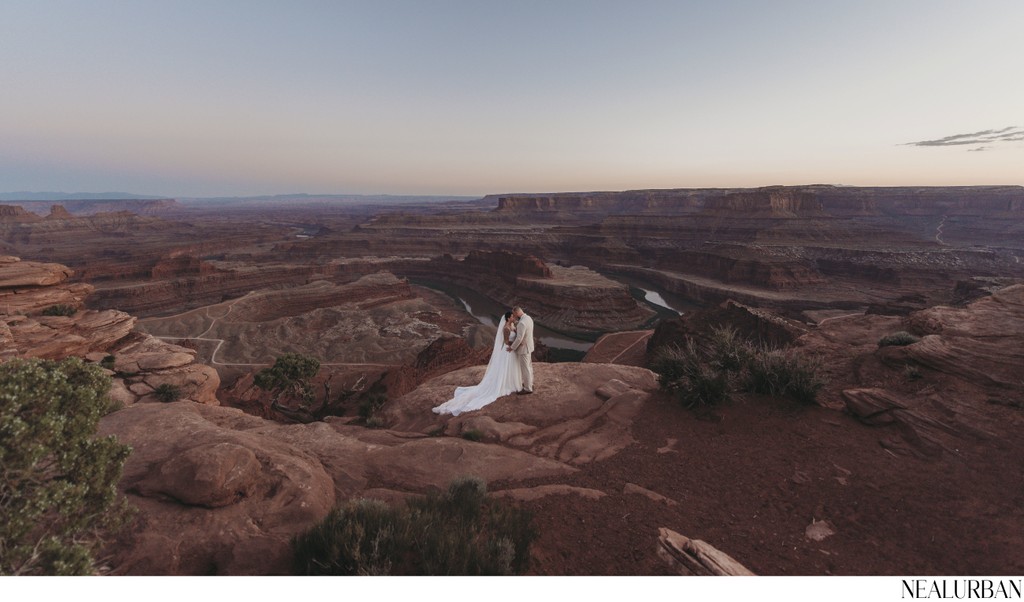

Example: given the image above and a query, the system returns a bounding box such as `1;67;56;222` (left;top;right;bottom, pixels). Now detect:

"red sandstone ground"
510;389;1024;575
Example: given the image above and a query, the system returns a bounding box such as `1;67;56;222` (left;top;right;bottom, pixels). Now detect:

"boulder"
0;257;72;288
383;362;658;465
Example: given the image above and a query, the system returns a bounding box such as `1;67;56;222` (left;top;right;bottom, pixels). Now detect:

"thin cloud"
967;146;989;152
905;126;1024;148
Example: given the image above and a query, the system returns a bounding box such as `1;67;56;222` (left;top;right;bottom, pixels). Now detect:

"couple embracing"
432;306;534;416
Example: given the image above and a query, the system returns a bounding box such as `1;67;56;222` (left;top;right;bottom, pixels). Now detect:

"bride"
432;311;523;416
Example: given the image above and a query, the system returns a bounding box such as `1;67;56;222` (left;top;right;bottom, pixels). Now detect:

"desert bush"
651;339;731;408
0;358;132;575
461;429;483;442
292;476;534;576
653;328;827;407
744;347;826;404
707;325;752;373
153;383;181;403
878;331;920;347
41;304;76;317
99;355;116;370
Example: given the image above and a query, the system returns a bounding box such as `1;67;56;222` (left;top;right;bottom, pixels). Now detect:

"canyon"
2;184;1023;575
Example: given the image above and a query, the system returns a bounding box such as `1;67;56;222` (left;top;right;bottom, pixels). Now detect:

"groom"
507;305;535;394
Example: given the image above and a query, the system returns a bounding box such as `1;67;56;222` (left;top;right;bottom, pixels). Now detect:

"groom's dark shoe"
516;389;533;395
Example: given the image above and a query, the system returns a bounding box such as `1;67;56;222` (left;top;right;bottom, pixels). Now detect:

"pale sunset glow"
1;0;1021;196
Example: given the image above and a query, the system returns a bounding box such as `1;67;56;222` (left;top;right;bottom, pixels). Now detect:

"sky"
1;0;1022;197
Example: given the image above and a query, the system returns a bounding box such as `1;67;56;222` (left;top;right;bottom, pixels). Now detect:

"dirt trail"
144;293;398;369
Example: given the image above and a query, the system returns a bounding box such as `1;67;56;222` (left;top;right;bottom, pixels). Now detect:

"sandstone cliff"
0;256;218;404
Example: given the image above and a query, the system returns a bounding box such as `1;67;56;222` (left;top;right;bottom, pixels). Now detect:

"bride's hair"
503;311;513;322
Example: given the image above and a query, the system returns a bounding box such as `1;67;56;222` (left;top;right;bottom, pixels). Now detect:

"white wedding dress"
432;317;523;416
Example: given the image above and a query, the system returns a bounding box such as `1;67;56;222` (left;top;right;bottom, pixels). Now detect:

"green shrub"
652;328;827;407
292;476;535;575
878;331;920;347
41;304;76;317
153;383;181;403
744;347;825;404
651;339;731;408
99;355;116;370
707;325;752;373
462;429;484;442
0;358;132;575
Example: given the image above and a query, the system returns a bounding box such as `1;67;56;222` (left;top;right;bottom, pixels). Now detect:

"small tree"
254;353;321;419
0;357;132;575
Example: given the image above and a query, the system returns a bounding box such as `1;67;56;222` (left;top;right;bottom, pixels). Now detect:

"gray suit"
509;313;535;392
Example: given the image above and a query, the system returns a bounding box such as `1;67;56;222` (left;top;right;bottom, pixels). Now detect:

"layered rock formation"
0;256;218;404
275;185;1023;320
700;187;824;218
1;256;125;357
89;257;400;315
798;284;1024;457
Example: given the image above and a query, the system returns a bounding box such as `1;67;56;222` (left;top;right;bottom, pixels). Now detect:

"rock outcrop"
95;361;658;575
899;284;1024;389
383;362;658;466
0;256;219;404
799;284;1024;457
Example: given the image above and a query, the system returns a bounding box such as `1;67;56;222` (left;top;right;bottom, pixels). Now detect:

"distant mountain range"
175;193;481;206
0;191;165;201
0;191;479;204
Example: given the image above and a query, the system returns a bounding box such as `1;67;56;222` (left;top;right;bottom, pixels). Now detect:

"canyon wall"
396;251;655;333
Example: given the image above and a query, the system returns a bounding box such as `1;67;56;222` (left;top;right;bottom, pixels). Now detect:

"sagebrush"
878;331;920;347
651;325;826;407
292;476;535;575
41;304;76;317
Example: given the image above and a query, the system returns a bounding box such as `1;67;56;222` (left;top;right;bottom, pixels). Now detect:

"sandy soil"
503;391;1024;575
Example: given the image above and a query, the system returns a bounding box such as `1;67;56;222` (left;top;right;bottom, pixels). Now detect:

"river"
413;276;694;362
412;279;594;361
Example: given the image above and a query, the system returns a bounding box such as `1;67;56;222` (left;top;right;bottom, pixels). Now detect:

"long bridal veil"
432;316;523;416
